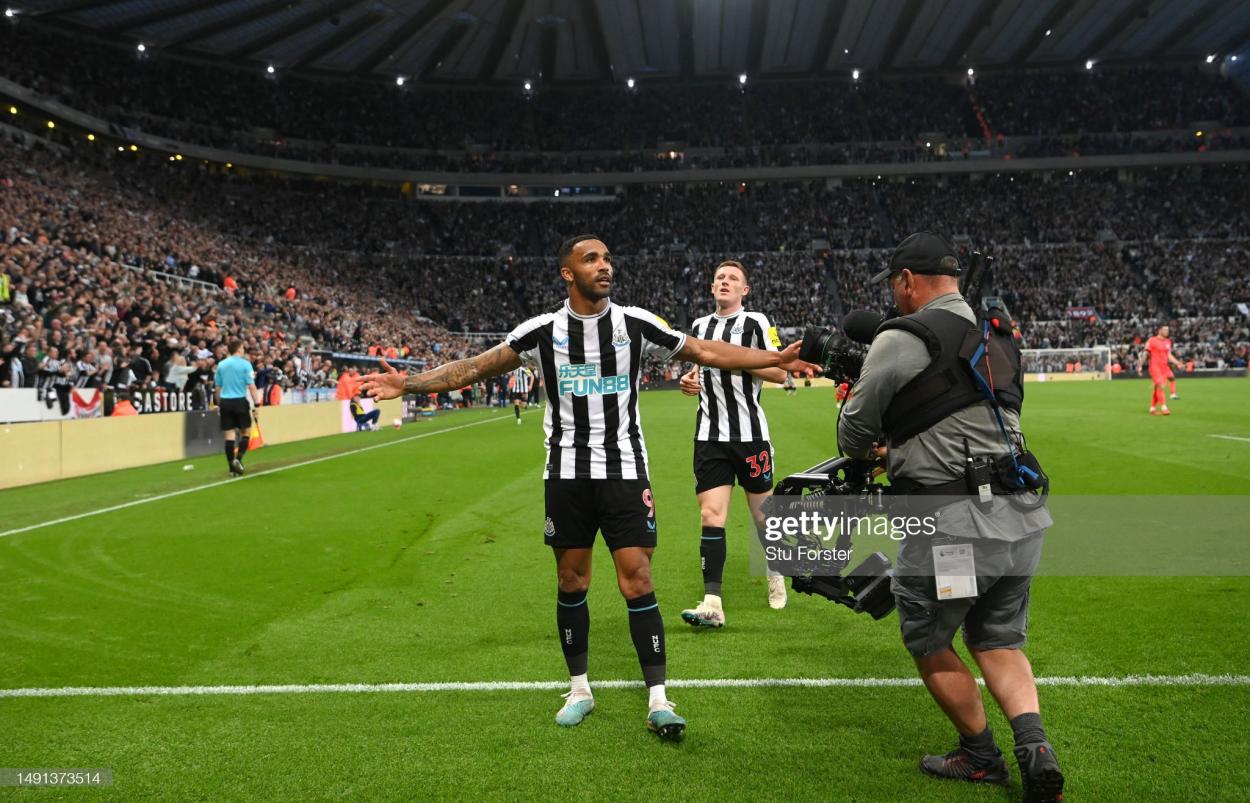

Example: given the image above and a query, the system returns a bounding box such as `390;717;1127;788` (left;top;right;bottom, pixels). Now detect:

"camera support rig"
764;456;896;620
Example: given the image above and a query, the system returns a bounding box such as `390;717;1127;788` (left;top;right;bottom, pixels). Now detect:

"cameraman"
837;233;1063;803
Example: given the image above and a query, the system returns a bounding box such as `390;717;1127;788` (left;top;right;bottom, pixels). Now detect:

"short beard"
575;275;611;302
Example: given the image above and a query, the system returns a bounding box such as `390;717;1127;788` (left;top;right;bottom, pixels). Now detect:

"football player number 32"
745;450;771;478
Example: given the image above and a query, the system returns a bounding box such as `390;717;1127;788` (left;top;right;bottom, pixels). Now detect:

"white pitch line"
0;412;524;539
1208;434;1250;444
2;673;1247;699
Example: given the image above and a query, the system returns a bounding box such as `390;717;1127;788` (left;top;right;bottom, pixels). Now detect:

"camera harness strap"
966;318;1040;490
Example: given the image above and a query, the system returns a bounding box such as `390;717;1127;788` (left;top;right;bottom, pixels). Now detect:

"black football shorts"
543;479;658;551
693;439;774;494
218;398;252;432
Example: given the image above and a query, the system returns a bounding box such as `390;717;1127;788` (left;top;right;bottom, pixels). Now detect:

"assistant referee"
214;340;261;476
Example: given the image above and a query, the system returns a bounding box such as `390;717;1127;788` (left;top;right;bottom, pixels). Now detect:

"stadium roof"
12;0;1250;84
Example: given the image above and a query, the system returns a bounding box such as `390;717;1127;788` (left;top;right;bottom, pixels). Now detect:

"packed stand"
972;67;1250;138
5;135;1250;391
3;24;1248;173
0;140;472;407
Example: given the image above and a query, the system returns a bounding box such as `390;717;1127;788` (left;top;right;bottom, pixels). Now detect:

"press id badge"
933;543;978;600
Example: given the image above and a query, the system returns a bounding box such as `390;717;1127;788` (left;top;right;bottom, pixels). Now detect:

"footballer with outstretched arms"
1136;324;1184;416
676;260;789;626
360;235;818;742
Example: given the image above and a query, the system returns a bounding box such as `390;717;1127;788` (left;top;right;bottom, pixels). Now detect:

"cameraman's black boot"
1014;741;1064;803
920;746;1009;785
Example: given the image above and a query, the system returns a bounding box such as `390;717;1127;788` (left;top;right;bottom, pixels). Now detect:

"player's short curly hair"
558;234;602;264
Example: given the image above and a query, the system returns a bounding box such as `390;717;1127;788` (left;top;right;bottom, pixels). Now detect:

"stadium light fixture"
4;8;16;18
225;162;233;168
395;75;405;87
87;133;95;141
925;141;931;147
1085;59;1094;70
852;68;860;81
6;105;15;115
554;189;560;197
967;67;975;77
129;144;138;151
136;42;146;53
266;64;275;75
1196;130;1204;137
117;146;124;151
1044;28;1051;37
626;77;635;89
1206;54;1215;64
523;80;533;91
738;72;748;85
46;120;54;129
843;48;849;54
1231;55;1239;62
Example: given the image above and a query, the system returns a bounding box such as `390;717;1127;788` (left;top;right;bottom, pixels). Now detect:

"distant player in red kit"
1137;325;1184;415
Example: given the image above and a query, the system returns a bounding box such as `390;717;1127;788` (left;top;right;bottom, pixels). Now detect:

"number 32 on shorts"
744;449;772;478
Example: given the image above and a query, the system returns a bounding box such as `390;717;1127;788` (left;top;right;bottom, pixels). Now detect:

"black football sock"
514;403;521;419
556;590;589;677
224;440;235;468
959;726;1003;764
1010;712;1048;746
626;592;665;687
236;436;250;461
700;526;726;596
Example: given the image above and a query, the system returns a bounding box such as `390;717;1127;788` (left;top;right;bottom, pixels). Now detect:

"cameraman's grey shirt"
838;292;1051;540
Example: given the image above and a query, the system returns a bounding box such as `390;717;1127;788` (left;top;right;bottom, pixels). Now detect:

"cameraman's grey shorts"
890;531;1044;658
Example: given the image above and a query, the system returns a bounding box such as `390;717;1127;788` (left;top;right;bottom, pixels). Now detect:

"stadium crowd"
3;23;1248;173
4;134;1250;397
0;138;471;404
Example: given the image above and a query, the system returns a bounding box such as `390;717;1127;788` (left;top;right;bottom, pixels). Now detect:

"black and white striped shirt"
506;300;686;480
508;366;532;395
691;309;779;442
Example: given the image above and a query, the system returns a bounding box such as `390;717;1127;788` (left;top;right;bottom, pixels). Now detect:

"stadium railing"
122;264;220;295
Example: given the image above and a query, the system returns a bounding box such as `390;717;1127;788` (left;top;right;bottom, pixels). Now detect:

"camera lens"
799;327;836;366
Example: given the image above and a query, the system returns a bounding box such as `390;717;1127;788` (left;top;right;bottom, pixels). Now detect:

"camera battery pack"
965;456;994;503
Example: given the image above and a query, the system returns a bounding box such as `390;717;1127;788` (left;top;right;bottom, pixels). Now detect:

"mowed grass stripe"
0;410;531;539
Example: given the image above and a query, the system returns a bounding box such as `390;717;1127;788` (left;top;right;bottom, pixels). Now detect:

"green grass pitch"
2;378;1249;800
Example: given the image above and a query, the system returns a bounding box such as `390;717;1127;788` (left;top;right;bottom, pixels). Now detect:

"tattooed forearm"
402;358;482;394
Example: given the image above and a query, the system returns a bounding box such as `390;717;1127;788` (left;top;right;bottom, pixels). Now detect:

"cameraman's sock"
556;590;589;678
224;440;235;468
1009;712;1048;746
700;526;726;596
626;592;666;689
959;726;1003;764
236;435;250;462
